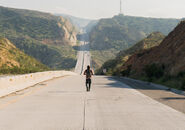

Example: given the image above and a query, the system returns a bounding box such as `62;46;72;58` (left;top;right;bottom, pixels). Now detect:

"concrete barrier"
0;71;77;97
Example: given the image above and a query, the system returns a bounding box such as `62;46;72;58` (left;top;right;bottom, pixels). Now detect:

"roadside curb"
0;71;77;98
119;77;185;96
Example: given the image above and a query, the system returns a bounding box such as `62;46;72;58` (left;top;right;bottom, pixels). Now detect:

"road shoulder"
113;77;185;114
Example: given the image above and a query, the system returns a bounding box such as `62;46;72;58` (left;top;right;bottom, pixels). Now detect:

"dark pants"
86;79;91;91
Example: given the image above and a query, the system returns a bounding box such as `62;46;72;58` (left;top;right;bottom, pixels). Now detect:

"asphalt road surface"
0;76;185;130
0;41;185;129
75;41;91;75
115;77;185;114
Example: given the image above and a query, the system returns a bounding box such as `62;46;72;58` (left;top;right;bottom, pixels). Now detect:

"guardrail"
0;71;77;97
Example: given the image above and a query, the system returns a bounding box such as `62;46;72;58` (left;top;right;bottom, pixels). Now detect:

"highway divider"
0;71;77;97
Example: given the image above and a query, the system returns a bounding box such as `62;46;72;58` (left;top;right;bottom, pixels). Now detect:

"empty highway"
0;41;185;130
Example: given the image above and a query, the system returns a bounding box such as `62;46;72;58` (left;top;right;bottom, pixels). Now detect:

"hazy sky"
0;0;184;19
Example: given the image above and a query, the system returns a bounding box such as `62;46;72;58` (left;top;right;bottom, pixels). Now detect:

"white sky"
0;0;184;19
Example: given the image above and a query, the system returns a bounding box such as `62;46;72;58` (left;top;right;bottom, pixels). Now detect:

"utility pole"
119;0;124;15
120;0;122;14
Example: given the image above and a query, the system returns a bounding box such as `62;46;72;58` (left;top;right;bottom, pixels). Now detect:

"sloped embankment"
98;32;165;75
122;20;185;90
0;6;77;69
0;38;48;74
124;21;185;76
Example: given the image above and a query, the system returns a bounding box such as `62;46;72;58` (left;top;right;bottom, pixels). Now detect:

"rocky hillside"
89;14;179;69
123;20;185;76
121;20;185;90
59;16;77;46
0;38;48;74
97;32;165;75
0;6;77;69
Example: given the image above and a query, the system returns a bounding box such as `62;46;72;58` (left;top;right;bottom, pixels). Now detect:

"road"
75;41;91;75
115;77;185;114
0;75;185;130
0;41;185;129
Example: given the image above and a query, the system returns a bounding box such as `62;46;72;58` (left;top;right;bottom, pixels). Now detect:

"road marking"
83;94;87;130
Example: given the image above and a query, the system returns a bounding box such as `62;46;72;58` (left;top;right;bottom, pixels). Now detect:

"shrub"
177;71;185;78
144;63;165;79
181;79;185;90
121;65;132;76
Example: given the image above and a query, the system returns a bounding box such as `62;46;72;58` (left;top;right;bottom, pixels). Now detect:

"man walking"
83;65;94;91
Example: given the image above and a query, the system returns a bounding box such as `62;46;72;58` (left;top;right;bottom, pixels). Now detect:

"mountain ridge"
89;14;180;69
0;6;77;69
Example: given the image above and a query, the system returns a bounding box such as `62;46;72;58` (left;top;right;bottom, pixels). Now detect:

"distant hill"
0;38;48;74
97;32;165;75
85;20;98;33
56;14;95;31
0;6;77;69
121;20;185;90
89;14;180;69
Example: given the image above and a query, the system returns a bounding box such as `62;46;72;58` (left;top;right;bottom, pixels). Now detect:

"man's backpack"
86;69;91;78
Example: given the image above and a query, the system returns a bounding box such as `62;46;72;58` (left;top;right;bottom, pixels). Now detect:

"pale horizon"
0;0;185;20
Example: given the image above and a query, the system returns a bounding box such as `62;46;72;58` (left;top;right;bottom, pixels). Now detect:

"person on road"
83;65;94;92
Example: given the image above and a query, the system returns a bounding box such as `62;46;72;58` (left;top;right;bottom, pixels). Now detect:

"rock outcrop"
59;17;77;46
